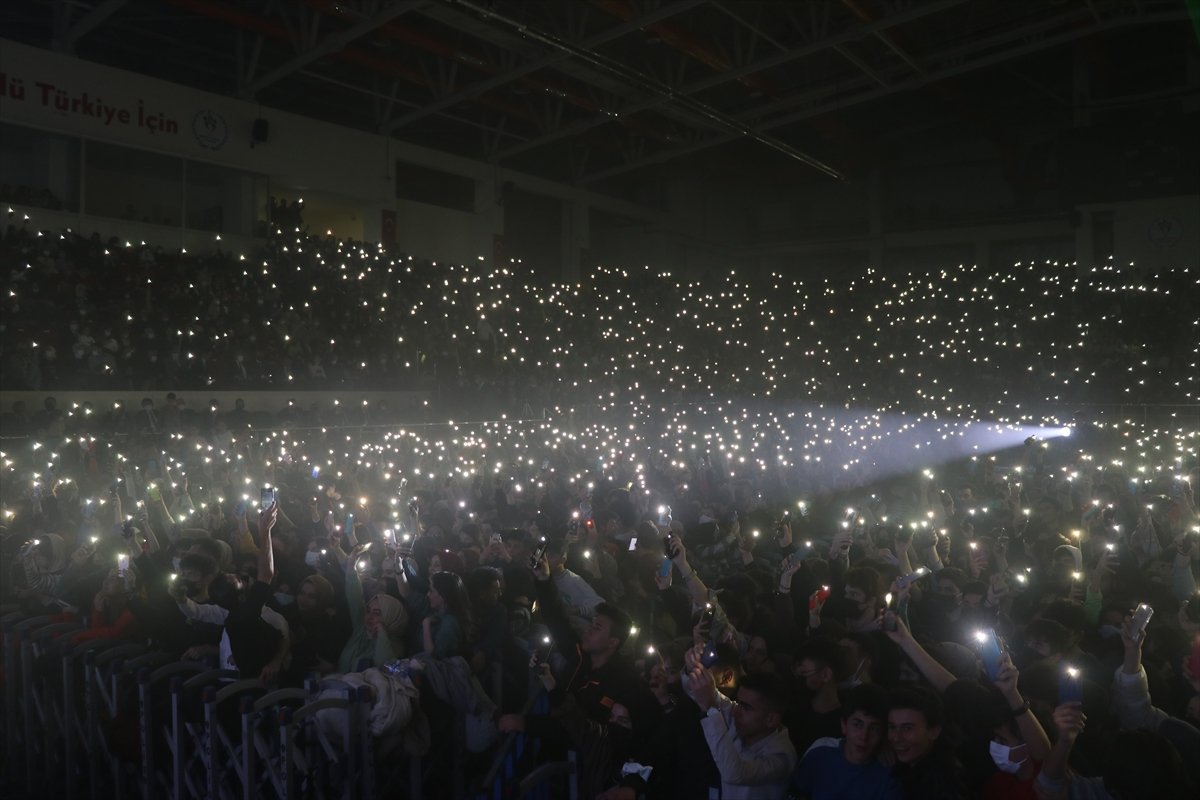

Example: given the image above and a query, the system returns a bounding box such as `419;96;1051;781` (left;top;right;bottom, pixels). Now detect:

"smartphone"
663;533;675;557
896;567;929;590
260;487;278;510
809;585;832;610
700;639;720;668
345;512;355;533
974;628;1004;681
529;541;548;569
1059;666;1083;704
1129;603;1154;640
658;557;672;578
401;557;418;581
700;604;716;630
534;635;554;665
658;505;672;527
628;537;638;552
775;510;790;540
117;553;130;577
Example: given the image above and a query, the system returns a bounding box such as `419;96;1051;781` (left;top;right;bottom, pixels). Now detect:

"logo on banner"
1147;216;1182;248
192;110;228;150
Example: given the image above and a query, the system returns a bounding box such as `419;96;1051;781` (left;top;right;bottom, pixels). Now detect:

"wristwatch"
1010;698;1030;717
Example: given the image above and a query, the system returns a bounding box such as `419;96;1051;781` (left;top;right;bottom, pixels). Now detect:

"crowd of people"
1;210;1199;800
2;210;1195;424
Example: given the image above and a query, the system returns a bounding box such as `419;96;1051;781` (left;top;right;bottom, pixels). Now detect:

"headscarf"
375;592;408;636
337;592;409;674
300;574;335;609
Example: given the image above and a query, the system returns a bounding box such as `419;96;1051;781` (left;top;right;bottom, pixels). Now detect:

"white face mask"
838;658;866;690
989;740;1027;774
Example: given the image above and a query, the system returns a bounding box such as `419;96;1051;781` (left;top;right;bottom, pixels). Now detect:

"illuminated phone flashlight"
1071;530;1081;539
973;630;989;646
646;645;656;656
89;536;99;544
969;541;978;550
751;529;760;538
1071;571;1082;582
884;592;894;609
583;549;592;559
170;573;178;582
1015;573;1028;584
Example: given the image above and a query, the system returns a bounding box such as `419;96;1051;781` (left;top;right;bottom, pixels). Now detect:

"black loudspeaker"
252;118;269;144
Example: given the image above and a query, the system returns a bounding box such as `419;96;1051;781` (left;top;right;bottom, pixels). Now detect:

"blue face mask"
274;592;294;607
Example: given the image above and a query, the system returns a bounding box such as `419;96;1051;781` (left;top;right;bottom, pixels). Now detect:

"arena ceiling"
3;0;1196;198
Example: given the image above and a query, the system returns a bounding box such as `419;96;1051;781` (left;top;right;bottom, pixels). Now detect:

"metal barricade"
86;643;149;798
278;680;368;800
202;679;266;799
244;688;311;800
3;634;480;800
137;660;210;800
169;668;239;799
518;750;577;800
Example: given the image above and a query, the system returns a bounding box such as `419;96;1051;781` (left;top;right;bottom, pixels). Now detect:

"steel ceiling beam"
580;8;1189;183
55;0;129;51
439;0;844;179
494;0;967;162
385;0;706;132
245;0;427;96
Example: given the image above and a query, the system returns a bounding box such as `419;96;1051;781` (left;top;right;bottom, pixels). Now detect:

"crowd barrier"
0;609;586;799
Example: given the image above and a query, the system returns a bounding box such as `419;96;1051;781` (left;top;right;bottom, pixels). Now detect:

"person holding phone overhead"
336;541;408;673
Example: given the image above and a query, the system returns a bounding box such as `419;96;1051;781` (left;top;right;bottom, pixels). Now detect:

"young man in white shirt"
683;643;796;799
